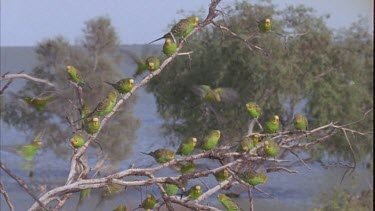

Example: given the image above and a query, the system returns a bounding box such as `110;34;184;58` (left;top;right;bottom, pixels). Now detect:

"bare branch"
1;73;56;88
0;180;15;211
0;162;48;210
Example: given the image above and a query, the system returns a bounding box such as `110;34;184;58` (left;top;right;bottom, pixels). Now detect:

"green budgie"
105;78;134;94
179;161;196;174
22;95;54;111
66;65;91;89
258;18;272;33
177;137;197;156
69;133;85;148
80;104;91;127
84;117;100;134
245;102;261;119
214;168;229;182
183;185;202;200
192;85;238;103
163;183;179;196
237;135;259;152
95;184;122;209
113;205;127;211
198;130;221;150
141;194;156;210
17;131;43;161
145;56;160;71
128;54;148;77
217;194;242;211
78;188;91;205
149;16;199;44
74;91;118;122
141;149;175;164
264;115;280;134
163;38;177;56
263;140;280;156
294;113;308;130
237;170;267;186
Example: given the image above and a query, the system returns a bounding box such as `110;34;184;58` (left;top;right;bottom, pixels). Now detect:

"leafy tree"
147;1;373;162
1;17;140;164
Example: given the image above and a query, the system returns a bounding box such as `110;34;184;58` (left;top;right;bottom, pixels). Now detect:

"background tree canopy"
147;2;373;163
1;17;140;165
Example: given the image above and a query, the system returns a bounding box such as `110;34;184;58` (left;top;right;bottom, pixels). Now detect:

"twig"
0;180;15;211
246;119;256;136
266;166;298;174
196;178;233;202
211;21;267;54
52;194;71;211
0;162;49;210
285;148;311;170
0;79;14;95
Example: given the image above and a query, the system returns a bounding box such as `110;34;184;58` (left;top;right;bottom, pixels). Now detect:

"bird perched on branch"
217;194;242;211
141;194;156;210
163;183;179;196
214;168;230;182
145;56;160;71
192;85;239;103
245;102;261;119
141;148;175;164
180;185;202;200
80;104;91;127
264;115;280;134
294;113;308;131
258;18;272;33
69;133;85;148
84;117;100;134
125;52;148;77
237;134;259;152
237;169;267;186
177;137;197;156
163;178;187;196
163;38;177;57
66;65;91;89
74;91;118;122
263;139;280;156
197;130;221;150
105;78;134;94
179;161;196;174
22;95;55;111
149;16;199;44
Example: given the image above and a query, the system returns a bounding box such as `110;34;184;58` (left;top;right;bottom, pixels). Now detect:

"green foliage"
146;1;373;161
1;17;140;165
314;186;373;211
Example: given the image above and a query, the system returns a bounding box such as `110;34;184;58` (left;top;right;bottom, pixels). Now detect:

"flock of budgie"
16;16;310;210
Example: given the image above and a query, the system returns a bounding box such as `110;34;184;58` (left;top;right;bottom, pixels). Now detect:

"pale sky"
1;0;373;46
